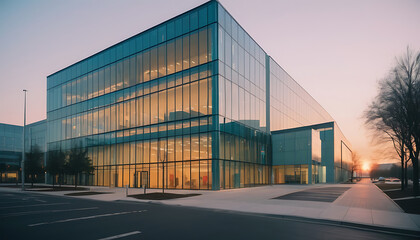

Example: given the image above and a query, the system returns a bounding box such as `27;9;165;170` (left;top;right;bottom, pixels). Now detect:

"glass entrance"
135;171;148;188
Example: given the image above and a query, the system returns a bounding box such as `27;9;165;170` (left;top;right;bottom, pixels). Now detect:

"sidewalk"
2;179;420;232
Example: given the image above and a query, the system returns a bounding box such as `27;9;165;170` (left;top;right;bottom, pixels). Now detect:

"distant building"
0;120;47;183
375;163;394;171
45;0;352;189
0;123;22;182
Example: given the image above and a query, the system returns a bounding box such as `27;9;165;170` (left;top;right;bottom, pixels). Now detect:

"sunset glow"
362;163;371;172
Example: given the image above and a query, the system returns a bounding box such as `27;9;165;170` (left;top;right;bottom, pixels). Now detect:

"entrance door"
135;171;148;188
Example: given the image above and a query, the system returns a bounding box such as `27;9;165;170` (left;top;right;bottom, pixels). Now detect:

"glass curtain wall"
269;58;333;131
217;4;271;189
46;1;217;190
335;123;352;183
273;165;308;184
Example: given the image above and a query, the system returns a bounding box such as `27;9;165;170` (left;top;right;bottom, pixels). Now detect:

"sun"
362;163;370;172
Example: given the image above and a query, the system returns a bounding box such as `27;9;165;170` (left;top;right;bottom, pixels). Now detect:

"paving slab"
318;205;349;221
372;209;419;229
343;207;373;225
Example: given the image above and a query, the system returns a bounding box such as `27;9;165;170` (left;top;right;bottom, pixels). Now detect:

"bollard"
125;185;128;197
143;184;146;195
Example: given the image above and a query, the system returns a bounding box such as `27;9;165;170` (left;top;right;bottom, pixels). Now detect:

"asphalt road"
0;189;418;240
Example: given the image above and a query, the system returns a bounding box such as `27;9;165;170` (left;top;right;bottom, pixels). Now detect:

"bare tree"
25;145;44;187
46;149;66;188
365;48;420;195
67;146;94;189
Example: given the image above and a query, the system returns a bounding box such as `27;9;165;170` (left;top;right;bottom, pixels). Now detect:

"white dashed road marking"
97;231;142;240
0;202;69;209
28;210;147;227
0;207;99;217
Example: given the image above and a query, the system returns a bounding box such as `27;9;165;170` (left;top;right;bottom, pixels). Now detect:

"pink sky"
1;0;419;164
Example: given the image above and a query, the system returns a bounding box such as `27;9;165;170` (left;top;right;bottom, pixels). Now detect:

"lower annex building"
45;0;352;190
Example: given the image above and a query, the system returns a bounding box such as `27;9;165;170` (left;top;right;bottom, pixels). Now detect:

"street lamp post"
21;89;27;191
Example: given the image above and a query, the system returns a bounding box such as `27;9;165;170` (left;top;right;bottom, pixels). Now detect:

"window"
191;161;199;189
199;28;208;64
143;50;150;82
183;84;190;118
175;38;183;72
159;91;167;123
200;160;209;189
158;44;166;77
130;99;136;128
116;61;123;90
175;136;183;162
129;56;136;86
151;139;158;163
143;140;150;163
167;41;175;75
183;161;190;189
151;93;158;124
190;31;198;68
104;67;110;94
175;86;182;120
200;133;208;159
123;101;130;128
144;95;150;125
168;137;175;162
183;135;190;161
136;53;143;84
190;81;198;117
150;47;158;80
98;69;104;96
182;35;189;70
199;78;208;115
167;88;175;121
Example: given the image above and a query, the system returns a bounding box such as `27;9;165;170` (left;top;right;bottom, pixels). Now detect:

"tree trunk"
413;155;419;196
400;144;406;191
405;161;408;187
401;150;405;190
59;173;62;187
75;173;78;190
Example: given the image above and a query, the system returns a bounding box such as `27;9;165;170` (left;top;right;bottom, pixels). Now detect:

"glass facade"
272;122;352;184
25;120;47;154
46;0;351;188
269;58;333;131
216;4;271;189
335;122;352;182
1;120;47;183
0;124;22;169
47;1;217;189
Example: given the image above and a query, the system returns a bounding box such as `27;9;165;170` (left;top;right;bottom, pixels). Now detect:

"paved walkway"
2;179;420;232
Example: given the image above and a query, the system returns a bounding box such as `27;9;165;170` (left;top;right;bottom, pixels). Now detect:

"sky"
1;0;419;165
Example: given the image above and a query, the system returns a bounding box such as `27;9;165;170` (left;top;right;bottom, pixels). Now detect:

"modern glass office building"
0;120;47;183
46;0;351;190
0;123;23;182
